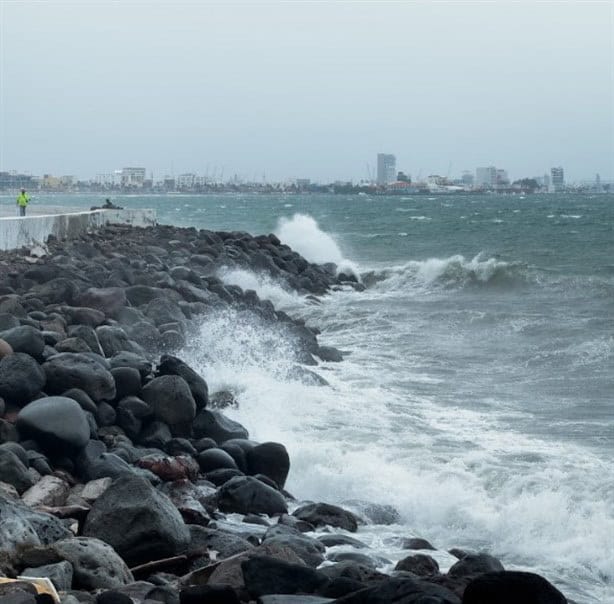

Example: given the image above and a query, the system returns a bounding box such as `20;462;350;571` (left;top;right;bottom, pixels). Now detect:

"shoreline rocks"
0;224;569;603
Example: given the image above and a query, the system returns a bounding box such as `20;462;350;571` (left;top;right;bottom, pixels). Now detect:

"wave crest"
364;254;531;290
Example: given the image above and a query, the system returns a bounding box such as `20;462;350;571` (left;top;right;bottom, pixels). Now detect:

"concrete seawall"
0;209;157;251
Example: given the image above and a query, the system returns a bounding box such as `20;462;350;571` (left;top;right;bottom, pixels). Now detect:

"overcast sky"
1;1;612;182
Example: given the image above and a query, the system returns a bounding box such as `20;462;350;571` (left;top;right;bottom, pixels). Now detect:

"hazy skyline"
1;1;612;182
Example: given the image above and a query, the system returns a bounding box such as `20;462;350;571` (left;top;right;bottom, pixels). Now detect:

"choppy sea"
3;192;612;602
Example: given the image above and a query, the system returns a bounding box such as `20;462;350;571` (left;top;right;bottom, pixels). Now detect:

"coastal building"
461;171;474;188
475;166;497;188
550;166;565;192
377;154;396;185
177;173;196;190
121;167;146;188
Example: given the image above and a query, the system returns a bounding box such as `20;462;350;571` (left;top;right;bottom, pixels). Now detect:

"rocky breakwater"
0;224;570;604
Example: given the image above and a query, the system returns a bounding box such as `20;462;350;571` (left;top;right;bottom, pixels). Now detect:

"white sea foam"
217;266;303;310
275;213;360;277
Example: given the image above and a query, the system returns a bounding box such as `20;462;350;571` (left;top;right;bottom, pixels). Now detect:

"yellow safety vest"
17;192;30;207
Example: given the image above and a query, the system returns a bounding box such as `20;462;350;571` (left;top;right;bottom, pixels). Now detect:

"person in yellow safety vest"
16;188;31;216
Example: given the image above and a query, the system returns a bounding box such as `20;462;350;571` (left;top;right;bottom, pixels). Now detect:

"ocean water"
3;192;613;602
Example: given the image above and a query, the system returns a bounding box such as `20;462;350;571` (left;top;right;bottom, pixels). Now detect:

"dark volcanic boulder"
462;571;567;604
43;353;116;402
83;475;190;566
395;553;440;577
292;502;359;532
263;532;326;567
0;325;45;358
76;287;127;317
187;525;254;559
51;536;134;590
217;476;288;515
109;352;152;379
246;441;290;488
32;278;79;305
17;396;90;450
334;577;460;603
141;375;196;429
196;447;238;473
96;326;138;357
22;560;73;592
156;354;208;408
447;552;504;578
192;409;248;443
0;495;72;552
0;352;46;405
0;447;35;493
110;367;142;400
241;555;328;598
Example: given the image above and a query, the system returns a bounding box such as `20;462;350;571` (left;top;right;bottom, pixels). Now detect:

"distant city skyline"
1;3;612;183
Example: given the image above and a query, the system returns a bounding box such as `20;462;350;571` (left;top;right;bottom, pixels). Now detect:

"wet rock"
76;287;127;318
192;409;248;444
138;420;173;449
462;571;567;604
218;476;288;516
263;533;326;567
22;560;74;591
51;537;133;590
96;326;138;357
179;585;240;604
316;346;343;362
402;537;436;551
326;551;390;568
0;326;45;358
334;576;461;603
66;325;104;355
158;479;210;526
22;475;70;508
205;468;244;486
17;396;90;451
447;552;504;578
55;337;93;354
247;441;290;489
0;353;46;406
110;367;142;400
108;352;152;379
196;447;238;473
141;375;196;430
241;555;329;598
187;525;253;558
43;353;116;402
156;355;208;408
395;553;440;577
0;495;71;552
0;447;35;493
292;502;359;532
61;306;106;328
343;500;400;525
83;475;190;566
317;534;368;549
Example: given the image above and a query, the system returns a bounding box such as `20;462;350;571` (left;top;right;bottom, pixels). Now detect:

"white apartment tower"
377;154;396;185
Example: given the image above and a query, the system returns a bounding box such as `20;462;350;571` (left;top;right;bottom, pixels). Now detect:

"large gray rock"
263;532;326;567
51;537;133;590
76;287;127;318
21;475;70;508
333;577;460;604
447;553;504;578
22;560;74;591
292;503;359;532
17;396;90;451
0;495;72;553
96;325;139;357
247;441;290;488
83;475;190;566
218;476;288;516
192;409;248;444
156;354;208;408
0;448;34;493
141;375;196;428
0;326;45;358
43;353;116;402
463;571;567;604
187;525;254;559
0;353;46;406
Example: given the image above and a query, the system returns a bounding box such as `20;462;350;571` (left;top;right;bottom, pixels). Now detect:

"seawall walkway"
0;207;157;251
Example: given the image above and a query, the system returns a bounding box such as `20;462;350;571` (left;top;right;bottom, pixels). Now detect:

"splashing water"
276;213;360;277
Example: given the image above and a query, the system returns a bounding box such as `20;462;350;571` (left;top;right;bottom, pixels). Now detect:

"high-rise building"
121;167;146;188
377;154;396;185
475;166;497;188
550;166;565;192
461;171;474;187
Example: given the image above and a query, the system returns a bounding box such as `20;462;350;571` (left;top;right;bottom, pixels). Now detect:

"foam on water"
216;266;303;310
